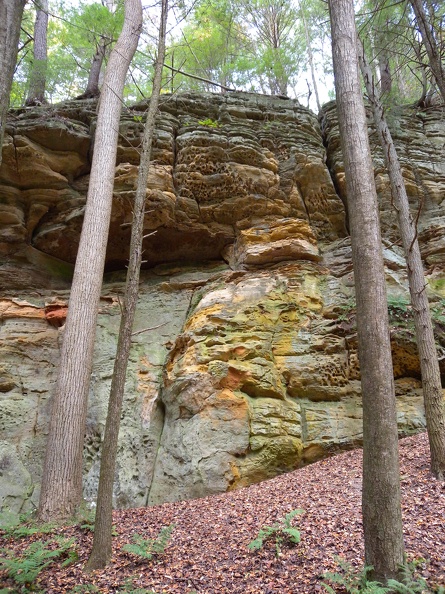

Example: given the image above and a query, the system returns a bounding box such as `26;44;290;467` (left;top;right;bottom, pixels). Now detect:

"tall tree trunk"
0;0;26;168
328;0;405;583
85;0;168;571
298;0;321;111
26;0;49;106
410;0;445;103
358;41;445;480
38;0;143;523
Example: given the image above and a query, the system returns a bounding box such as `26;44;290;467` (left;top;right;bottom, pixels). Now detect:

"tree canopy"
9;0;442;111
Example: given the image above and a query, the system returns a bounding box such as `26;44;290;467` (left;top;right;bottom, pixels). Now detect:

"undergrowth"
322;557;445;594
0;511;55;539
122;525;175;561
0;536;77;591
248;509;304;557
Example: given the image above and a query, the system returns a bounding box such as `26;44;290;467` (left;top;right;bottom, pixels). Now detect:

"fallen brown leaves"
1;432;444;593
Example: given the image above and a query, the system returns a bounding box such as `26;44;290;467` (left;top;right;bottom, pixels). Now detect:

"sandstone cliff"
0;92;444;512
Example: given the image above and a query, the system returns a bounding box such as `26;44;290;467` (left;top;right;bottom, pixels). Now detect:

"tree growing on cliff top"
38;0;143;523
0;0;26;169
410;0;445;104
26;0;49;106
74;0;124;99
328;0;405;583
85;0;169;570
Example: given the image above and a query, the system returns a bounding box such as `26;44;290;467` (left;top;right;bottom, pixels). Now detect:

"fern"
122;525;174;561
0;537;76;587
386;559;430;593
322;557;438;594
248;509;304;557
0;510;55;539
322;570;390;593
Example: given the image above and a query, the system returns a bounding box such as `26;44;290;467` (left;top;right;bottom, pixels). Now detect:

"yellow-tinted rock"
224;218;321;268
1;94;444;511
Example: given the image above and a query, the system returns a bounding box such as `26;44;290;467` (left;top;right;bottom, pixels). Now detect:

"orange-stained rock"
0;93;444;512
44;303;68;327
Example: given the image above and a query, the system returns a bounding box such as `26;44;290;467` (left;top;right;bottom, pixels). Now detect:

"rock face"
0;92;444;512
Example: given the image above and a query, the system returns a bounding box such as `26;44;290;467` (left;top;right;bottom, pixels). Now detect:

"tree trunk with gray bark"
26;0;49;106
358;40;445;480
410;0;445;103
38;0;143;523
0;0;26;168
85;0;168;570
328;0;405;583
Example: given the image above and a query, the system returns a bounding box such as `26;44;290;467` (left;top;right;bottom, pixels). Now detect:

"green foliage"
337;297;356;322
322;560;392;594
431;299;445;324
248;509;304;557
0;511;55;539
168;0;250;93
11;0;127;105
67;585;100;593
122;525;175;561
71;505;117;535
322;557;442;594
357;0;427;105
116;577;160;593
387;295;413;328
0;537;77;588
198;118;221;128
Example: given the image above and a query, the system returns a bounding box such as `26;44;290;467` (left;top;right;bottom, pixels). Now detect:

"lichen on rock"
0;92;444;511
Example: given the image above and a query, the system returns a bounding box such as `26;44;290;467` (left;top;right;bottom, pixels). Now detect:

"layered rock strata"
0;92;444;512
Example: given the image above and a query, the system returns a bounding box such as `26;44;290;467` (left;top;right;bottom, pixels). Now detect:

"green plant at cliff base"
0;510;56;540
122;524;175;561
0;536;77;591
321;556;444;594
248;509;304;557
73;506;118;536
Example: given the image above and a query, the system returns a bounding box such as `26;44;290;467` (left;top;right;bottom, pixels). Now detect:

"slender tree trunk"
378;53;392;95
85;39;107;97
410;0;445;103
76;38;110;100
0;0;26;168
38;0;143;523
85;0;168;570
79;0;116;100
358;41;445;480
298;0;321;112
328;0;405;582
26;0;49;106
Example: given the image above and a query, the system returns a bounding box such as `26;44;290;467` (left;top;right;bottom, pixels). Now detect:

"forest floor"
1;432;444;594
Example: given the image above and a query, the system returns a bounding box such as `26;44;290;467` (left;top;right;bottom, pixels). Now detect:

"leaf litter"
1;432;444;593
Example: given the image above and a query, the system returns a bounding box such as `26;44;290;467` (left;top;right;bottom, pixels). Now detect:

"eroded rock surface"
0;92;444;512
